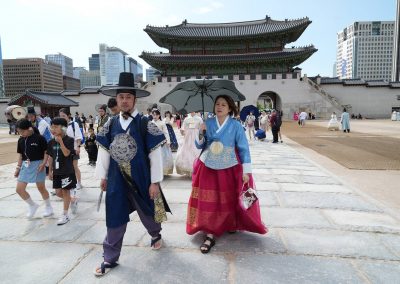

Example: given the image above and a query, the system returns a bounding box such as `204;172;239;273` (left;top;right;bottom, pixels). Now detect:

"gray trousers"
103;198;161;263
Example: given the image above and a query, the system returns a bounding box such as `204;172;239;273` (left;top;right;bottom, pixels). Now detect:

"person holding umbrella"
186;95;267;254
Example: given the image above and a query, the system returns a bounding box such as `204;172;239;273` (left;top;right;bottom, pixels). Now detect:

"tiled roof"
140;46;317;65
145;17;311;39
9;90;79;106
343;79;366;85
366;80;390;87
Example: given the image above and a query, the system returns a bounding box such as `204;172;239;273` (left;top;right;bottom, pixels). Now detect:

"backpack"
70;121;85;144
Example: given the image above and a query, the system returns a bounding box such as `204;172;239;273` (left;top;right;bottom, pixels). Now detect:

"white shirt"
299;112;308;120
66;121;83;150
95;109;163;183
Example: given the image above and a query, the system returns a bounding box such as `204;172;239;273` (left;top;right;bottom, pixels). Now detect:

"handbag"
241;183;258;210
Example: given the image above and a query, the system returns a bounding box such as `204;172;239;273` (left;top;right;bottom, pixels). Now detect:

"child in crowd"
47;118;76;225
14;118;53;219
85;127;98;166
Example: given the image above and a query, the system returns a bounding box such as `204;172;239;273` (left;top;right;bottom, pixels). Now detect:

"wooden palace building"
140;16;317;76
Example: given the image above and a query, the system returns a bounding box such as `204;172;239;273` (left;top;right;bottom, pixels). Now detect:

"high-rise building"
336;21;394;81
136;62;143;82
45;53;73;77
127;57;143;82
392;0;400;81
63;76;81;90
3;58;63;98
99;43;130;85
80;70;101;88
146;67;159;81
89;54;100;71
0;37;5;98
73;67;87;79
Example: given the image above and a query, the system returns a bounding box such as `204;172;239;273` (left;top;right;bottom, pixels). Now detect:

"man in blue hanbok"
340;108;351;133
94;72;171;277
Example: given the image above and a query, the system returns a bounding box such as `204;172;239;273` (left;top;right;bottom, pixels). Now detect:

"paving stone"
301;170;329;177
236;254;364;284
324;210;400;232
281;228;399;260
215;229;286;254
253;181;280;191
0;241;93;284
280;183;352;193
301;175;341;185
378;234;400;258
257;191;279;207
0;200;28;217
165;203;189;223
271;169;302;175
0;218;44;240
253;174;300;183
278;192;382;212
61;247;230;284
0;187;15;199
22;219;96;242
261;207;332;229
162;188;191;204
358;260;400;283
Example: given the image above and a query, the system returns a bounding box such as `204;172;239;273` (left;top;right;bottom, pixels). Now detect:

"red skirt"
186;160;267;237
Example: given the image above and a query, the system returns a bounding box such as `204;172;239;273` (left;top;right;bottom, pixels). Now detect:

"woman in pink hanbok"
175;112;203;177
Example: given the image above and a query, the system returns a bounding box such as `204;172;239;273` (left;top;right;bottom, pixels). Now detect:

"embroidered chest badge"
110;133;137;163
210;141;224;155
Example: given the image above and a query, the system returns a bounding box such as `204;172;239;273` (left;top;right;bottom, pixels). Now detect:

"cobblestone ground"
0;135;399;283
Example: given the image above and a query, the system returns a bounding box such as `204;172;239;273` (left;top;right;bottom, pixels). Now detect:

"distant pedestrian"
14;118;53;219
107;98;120;116
299;111;308;127
269;110;281;143
97;105;109;134
340;108;351;133
245;111;256;140
47;117;76;225
88;115;94;129
81;113;87;133
85;128;98;166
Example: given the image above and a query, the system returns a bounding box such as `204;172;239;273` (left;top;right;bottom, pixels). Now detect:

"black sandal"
200;236;216;254
151;234;162;250
93;261;119;277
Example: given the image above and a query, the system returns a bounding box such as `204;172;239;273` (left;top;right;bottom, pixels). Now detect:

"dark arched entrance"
257;91;281;111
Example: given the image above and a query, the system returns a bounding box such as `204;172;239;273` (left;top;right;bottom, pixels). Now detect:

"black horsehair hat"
100;72;150;98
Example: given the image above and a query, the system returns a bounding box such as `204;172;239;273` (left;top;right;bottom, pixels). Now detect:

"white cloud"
195;1;223;15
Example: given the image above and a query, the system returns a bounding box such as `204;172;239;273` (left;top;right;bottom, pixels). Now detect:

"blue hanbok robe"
340;112;350;131
97;115;171;228
195;116;251;172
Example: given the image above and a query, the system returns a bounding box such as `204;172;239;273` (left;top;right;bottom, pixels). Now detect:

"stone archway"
257;91;282;111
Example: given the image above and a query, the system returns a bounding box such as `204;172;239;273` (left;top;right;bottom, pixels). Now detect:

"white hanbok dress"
175;114;203;176
328;114;340;131
153;119;174;175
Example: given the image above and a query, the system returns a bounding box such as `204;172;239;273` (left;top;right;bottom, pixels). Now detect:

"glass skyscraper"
45;53;74;77
0;37;5;98
89;54;100;71
99;43;130;85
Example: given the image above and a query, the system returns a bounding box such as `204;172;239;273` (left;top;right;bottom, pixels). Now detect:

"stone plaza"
0;129;399;284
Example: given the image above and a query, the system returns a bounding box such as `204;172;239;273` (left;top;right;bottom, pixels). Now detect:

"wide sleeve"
161;122;170;144
235;121;252;174
145;120;166;153
149;147;163;183
95;147;110;180
96;118;113;151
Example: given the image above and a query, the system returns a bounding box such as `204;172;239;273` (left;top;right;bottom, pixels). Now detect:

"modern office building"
0;37;5;98
336;21;394;81
3;58;63;98
73;67;87;79
392;0;400;81
89;54;100;71
80;70;101;88
99;43;130;85
45;53;73;77
63;75;81;90
146;67;159;81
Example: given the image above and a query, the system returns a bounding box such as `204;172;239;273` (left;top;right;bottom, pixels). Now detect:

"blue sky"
0;0;396;78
